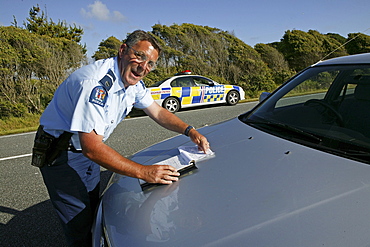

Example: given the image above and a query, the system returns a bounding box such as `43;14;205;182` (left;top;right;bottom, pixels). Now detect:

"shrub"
0;101;28;119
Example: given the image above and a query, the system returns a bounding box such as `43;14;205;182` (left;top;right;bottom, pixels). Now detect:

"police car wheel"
163;97;180;113
226;90;240;106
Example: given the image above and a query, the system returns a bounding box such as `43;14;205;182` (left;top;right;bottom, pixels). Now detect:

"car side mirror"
259;92;271;102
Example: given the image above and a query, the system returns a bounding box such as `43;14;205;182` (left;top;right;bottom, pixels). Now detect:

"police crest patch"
89;86;107;107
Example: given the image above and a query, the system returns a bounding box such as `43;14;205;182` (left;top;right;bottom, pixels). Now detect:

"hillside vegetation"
1;5;370;134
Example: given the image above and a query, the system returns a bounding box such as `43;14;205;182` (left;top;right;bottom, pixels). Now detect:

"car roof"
171;74;206;78
163;74;212;83
314;52;370;66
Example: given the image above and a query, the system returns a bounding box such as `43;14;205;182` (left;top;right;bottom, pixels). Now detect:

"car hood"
101;118;370;246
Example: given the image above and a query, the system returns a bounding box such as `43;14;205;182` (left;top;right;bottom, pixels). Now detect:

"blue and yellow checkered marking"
150;85;239;106
204;94;224;102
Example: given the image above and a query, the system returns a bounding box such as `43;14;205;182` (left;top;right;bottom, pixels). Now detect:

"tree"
24;5;84;44
345;33;370;55
254;43;294;85
92;36;122;60
150;23;275;97
326;33;346;45
278;30;347;71
0;6;87;117
0;26;43;115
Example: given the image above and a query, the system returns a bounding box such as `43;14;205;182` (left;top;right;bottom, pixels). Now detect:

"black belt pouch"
31;126;72;168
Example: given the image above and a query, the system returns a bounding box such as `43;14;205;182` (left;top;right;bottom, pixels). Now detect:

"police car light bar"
175;70;192;75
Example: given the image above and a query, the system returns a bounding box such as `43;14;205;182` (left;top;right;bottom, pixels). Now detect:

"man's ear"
119;44;127;59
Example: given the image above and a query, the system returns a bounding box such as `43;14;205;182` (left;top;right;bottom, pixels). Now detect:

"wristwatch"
184;125;195;136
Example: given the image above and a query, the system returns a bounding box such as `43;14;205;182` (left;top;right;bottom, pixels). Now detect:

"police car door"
171;77;197;106
193;77;225;105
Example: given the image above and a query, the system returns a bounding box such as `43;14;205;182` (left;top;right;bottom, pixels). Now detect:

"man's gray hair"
125;30;162;55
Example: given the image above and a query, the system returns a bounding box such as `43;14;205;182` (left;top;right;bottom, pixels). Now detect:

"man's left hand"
188;128;211;153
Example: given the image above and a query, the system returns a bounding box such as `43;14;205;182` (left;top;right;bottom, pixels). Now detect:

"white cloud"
112;11;125;22
81;1;126;22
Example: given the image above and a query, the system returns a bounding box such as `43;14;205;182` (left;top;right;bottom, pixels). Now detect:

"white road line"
0;153;32;161
0;132;36;138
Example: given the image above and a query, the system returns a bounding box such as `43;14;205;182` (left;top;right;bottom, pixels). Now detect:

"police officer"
37;30;210;246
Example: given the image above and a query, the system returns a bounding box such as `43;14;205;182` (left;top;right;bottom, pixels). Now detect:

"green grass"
0;114;40;136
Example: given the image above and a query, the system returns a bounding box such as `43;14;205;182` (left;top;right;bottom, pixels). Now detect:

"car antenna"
320;27;370;62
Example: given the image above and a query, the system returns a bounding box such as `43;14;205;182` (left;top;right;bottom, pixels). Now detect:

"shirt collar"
111;57;126;93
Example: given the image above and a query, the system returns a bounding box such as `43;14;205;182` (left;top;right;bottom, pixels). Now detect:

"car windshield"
239;64;370;164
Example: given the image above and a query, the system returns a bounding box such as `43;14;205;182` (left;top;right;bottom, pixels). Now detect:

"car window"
275;69;339;108
242;64;370;164
193;77;213;86
171;77;195;87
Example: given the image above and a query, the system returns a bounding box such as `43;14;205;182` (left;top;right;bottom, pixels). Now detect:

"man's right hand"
79;131;180;184
141;165;180;184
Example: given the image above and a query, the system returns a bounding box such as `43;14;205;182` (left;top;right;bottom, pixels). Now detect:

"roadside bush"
0;101;28;119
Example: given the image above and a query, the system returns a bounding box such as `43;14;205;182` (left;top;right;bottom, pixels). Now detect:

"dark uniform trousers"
40;150;100;247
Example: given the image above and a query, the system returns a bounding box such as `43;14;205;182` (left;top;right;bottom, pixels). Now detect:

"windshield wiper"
318;145;370;163
340;149;370;157
245;119;323;143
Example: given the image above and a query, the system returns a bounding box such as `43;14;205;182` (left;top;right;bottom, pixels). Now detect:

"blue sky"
1;0;369;58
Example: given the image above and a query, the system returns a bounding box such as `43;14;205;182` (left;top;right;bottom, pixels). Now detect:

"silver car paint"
96;118;370;246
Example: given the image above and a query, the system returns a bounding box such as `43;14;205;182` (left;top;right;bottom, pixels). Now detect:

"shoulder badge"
99;69;116;91
89;86;107;107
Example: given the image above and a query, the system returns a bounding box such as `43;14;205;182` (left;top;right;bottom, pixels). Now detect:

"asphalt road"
0;102;257;247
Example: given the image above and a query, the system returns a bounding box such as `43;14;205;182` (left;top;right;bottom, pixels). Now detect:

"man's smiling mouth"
131;69;142;78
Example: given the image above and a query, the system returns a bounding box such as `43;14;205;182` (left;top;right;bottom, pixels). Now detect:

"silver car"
93;53;370;246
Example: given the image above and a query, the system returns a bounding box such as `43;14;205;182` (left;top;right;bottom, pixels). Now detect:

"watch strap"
184;125;195;136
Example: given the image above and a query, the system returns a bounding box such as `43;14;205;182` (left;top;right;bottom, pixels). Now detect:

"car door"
170;77;198;106
193;76;225;104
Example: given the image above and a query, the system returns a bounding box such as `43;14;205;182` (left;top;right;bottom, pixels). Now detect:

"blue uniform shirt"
40;57;154;149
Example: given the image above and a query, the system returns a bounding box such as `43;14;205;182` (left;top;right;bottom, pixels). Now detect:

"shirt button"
111;120;114;124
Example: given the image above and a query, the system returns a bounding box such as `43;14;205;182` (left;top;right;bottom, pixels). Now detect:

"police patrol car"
148;71;245;112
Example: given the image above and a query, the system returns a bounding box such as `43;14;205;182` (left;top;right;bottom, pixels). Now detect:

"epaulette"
99;69;116;91
138;80;146;89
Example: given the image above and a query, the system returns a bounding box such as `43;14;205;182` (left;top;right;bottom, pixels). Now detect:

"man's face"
118;40;159;88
